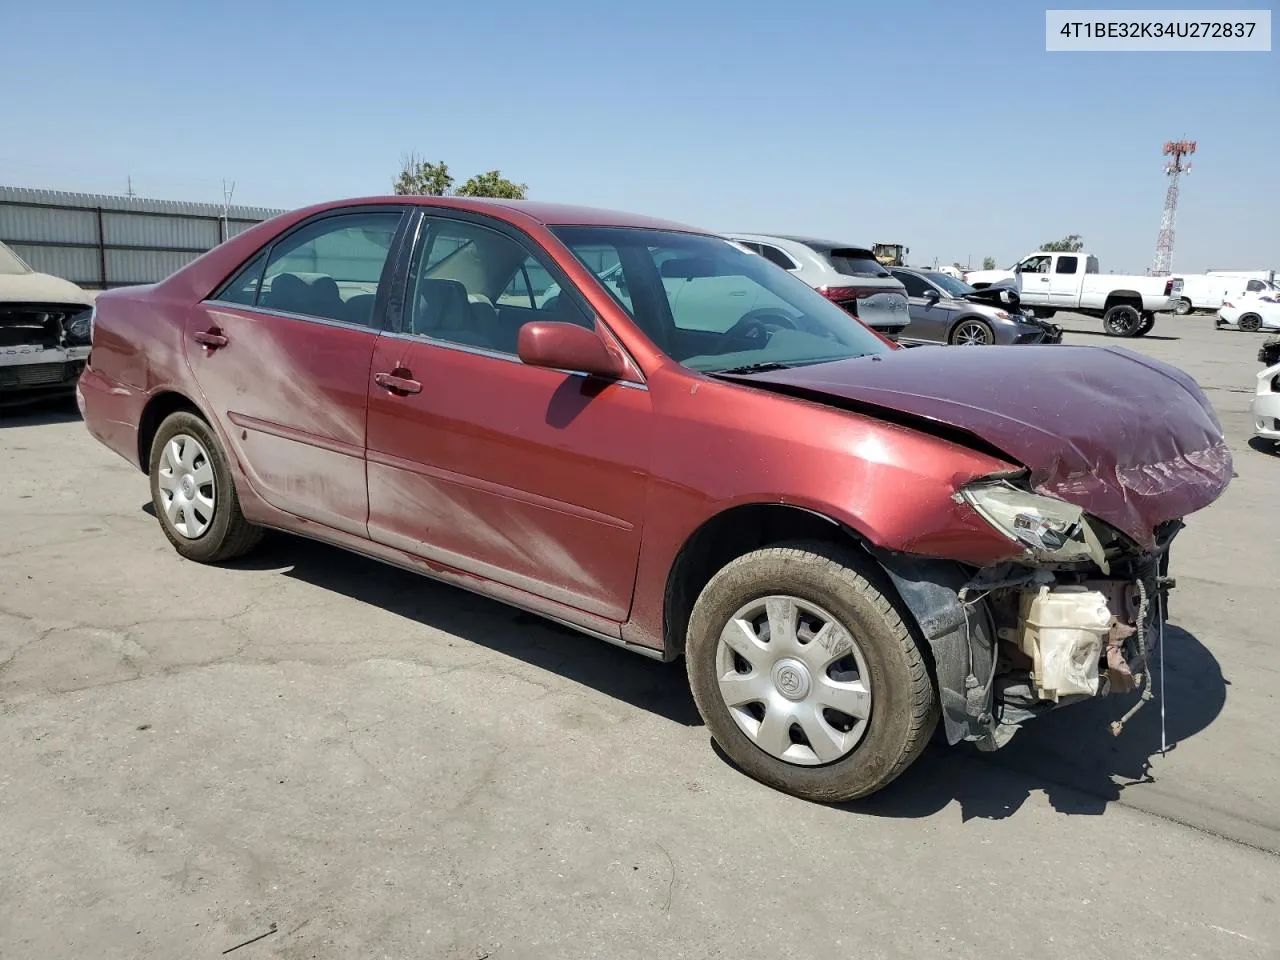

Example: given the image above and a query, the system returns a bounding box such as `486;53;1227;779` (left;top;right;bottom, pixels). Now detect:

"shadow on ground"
210;527;1227;821
0;396;81;426
847;619;1227;820
1056;327;1181;342
1248;436;1279;457
227;531;702;727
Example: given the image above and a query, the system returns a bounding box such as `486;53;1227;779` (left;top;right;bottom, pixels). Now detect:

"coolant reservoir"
1017;586;1112;701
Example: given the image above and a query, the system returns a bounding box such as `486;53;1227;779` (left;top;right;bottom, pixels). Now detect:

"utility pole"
126;176;135;199
1152;139;1195;276
220;180;236;243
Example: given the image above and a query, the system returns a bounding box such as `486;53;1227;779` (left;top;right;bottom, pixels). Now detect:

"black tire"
1173;298;1193;316
685;541;938;803
1134;312;1156;337
949;317;995;346
1239;313;1263;332
1103;304;1143;337
148;411;263;563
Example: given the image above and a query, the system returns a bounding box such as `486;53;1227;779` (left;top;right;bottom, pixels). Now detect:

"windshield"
927;272;976;297
551;226;890;373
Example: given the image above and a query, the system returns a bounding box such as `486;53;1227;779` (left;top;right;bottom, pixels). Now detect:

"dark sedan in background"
888;266;1063;346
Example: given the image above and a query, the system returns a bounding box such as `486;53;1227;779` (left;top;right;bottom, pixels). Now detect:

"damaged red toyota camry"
78;197;1231;801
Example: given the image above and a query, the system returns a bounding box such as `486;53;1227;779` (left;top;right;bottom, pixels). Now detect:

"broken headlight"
65;308;94;346
960;479;1108;569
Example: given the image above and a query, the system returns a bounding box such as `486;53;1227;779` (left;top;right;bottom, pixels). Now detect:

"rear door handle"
193;329;228;349
374;371;422;395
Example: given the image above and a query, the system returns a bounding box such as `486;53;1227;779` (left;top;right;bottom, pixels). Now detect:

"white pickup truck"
963;251;1181;338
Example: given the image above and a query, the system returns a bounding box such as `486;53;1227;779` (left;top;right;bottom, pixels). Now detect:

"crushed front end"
873;474;1201;751
0;303;93;406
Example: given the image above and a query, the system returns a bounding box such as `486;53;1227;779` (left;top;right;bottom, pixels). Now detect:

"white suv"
722;234;911;340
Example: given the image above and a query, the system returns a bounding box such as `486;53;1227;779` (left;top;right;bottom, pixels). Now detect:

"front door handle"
194;328;228;349
374;371;422;395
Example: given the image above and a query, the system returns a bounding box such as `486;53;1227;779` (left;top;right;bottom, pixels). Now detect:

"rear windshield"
813;246;891;278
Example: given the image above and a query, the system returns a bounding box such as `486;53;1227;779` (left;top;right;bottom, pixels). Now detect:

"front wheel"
149;411;263;563
1239;313;1263;332
685;542;938;802
1134;312;1156;337
1103;304;1143;337
950;317;995;346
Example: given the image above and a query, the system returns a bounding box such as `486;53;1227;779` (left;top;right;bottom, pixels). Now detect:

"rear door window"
219;211;404;326
757;244;799;270
1055;256;1079;274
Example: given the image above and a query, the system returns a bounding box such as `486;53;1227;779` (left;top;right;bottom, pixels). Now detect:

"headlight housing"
65;307;94;346
960;479;1108;570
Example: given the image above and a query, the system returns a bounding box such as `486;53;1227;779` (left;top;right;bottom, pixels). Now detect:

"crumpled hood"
0;271;94;306
732;345;1231;549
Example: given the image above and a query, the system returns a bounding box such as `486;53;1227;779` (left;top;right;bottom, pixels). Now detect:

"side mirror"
922;287;941;302
517;321;627;380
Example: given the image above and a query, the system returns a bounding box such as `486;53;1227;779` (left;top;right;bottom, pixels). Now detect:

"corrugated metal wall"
0;186;285;289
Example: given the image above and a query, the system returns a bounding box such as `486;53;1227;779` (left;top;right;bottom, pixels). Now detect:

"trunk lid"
724;345;1231;549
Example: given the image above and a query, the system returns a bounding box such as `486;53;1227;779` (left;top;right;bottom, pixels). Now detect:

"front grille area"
0;361;82;389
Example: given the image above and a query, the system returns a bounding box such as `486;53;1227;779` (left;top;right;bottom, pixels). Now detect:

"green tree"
982;256;997;270
1040;234;1084;252
393;155;454;196
392;155;527;199
455;170;527;200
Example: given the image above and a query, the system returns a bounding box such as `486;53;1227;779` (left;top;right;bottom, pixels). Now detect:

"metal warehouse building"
0;186;285;290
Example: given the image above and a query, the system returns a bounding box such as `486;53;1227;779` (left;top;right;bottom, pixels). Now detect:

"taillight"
1164;279;1174;296
816;285;883;308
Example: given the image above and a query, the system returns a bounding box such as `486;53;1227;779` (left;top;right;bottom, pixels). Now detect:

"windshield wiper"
714;361;793;375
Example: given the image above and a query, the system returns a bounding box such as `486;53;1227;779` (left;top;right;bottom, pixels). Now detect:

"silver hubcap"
716;595;872;766
954;322;990;345
156;433;216;539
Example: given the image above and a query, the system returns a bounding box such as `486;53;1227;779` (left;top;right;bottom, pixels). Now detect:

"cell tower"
1151;139;1195;276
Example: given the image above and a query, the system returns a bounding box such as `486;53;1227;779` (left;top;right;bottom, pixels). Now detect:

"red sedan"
79;196;1231;801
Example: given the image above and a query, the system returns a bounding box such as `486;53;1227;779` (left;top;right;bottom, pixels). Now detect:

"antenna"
126;176;136;199
1151;139;1195;276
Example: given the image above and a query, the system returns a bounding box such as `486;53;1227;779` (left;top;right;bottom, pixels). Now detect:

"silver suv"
722;234;910;340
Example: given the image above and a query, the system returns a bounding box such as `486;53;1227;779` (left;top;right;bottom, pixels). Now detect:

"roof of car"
775;235;873;252
320;196;705;233
729;233;874;253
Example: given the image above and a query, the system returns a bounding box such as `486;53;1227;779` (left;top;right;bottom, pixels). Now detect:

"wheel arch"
1103;290;1144;311
662;502;877;659
136;390;207;471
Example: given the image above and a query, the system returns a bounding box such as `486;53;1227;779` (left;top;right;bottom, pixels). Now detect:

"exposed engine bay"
0;303;93;400
874;498;1180;751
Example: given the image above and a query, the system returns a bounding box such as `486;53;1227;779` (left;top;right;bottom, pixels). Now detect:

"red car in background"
78;196;1231;801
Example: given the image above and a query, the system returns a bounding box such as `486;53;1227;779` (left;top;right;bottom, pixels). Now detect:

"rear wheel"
149;411;263;563
685;542;938;802
1134;312;1156;337
1174;298;1193;316
1103;304;1143;337
1239;313;1263;332
949;318;995;346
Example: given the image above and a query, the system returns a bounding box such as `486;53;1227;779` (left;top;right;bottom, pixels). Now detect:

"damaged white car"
0;241;95;408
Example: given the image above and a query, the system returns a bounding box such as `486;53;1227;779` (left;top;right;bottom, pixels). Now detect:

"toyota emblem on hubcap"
771;658;812;702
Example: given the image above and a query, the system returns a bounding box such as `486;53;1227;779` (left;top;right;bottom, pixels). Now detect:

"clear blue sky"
3;0;1276;273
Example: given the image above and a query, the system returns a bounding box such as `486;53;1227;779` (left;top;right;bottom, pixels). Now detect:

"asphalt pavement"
2;312;1277;959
